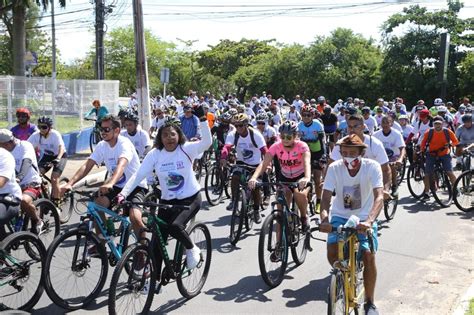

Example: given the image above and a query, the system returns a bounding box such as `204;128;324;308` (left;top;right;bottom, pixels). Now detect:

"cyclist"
316;96;327;114
60;114;148;242
319;134;383;315
285;104;302;123
437;106;455;132
0;143;22;240
27;116;67;206
248;121;311;230
254;112;277;147
179;105;201;141
0;129;43;234
399;115;415;164
292;95;304;112
298;105;325;210
454;105;466;129
419;116;459;200
11;107;38;141
220;113;267;223
119;107;211;270
410;109;433;147
149;106;167;138
455;114;474;169
320;106;338;151
374;107;384;129
373;116;406;195
362;107;377;135
120;111;151;159
84;99;109;124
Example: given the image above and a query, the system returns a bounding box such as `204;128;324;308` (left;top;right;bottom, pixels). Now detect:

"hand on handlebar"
99;183;113;196
248;178;258;190
297;177;310;191
115;193;125;205
59;182;72;197
357;221;372;232
319;221;333;233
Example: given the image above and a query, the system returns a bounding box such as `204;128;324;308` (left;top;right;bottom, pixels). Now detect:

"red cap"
419;109;430;117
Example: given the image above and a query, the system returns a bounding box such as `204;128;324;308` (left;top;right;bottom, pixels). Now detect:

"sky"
35;0;474;63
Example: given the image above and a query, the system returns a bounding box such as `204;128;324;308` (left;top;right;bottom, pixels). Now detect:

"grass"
467;298;474;315
0;116;93;134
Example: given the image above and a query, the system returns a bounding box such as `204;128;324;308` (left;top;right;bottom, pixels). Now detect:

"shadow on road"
151;296;188;314
282;275;331;307
445;210;473;220
203;214;231;227
205;275;272;303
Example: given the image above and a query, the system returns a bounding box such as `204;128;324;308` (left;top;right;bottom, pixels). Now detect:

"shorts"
232;161;259;177
327;216;378;253
39;154;67;175
425;154;452;175
310;151;325;171
103;186;147;213
22;185;41;200
277;173;305;192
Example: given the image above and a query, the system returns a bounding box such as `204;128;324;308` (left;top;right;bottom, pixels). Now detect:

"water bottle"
106;217;115;235
344;215;360;228
15;216;24;232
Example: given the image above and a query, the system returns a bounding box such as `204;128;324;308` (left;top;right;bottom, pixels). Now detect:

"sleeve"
267;142;278;157
55;131;65;148
27;133;38;147
373;139;389;165
225;130;235;145
0;153;14;180
369;162;383;189
182;121;212;159
254;130;266;149
455;127;462;140
330;144;342;160
323;164;337;191
300;141;310;153
449;129;459;146
420;130;429;152
120;150;157;198
89;143;104;165
396;131;405;148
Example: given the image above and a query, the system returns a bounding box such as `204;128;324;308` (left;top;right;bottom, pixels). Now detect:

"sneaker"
364;302;379;315
254;209;262;224
421;192;430;200
454;163;462;171
270;248;281;263
32;220;44;235
186;246;201;270
301;217;309;232
226;201;235;211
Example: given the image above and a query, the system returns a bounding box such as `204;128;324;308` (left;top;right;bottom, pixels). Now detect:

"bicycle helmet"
346;106;357;115
323;106;332;114
219;112;232;123
461;114;472;123
301;104;315;113
118;108;129;118
163;116;181;127
434;98;443;106
459;104;466;112
16;107;31;117
361;106;371;114
227;108;238;117
279;121;298;134
266;112;274;121
317;96;326;103
310;98;316;104
232;113;249;124
123;111;139;123
38;116;53;127
437;106;447;113
256;112;268;122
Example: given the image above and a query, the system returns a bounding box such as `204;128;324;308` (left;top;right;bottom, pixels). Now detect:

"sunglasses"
99;126;113;133
234;124;245;128
281;134;294;141
257;122;266;125
17;114;28;118
39;125;49;130
302;114;313;117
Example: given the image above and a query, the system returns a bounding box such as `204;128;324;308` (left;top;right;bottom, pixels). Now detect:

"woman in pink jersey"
249;121;311;229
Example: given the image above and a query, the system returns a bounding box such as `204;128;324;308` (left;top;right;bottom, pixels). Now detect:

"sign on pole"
160;68;170;84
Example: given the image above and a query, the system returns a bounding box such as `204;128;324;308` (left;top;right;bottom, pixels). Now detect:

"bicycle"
229;164;262;246
0;231;46;311
407;147;426;199
43;190;136;310
428;155;453;207
257;181;311;288
108;201;212;315
310;217;375;315
453;169;474;212
384;162;401;221
85;117;101;153
204;161;231;206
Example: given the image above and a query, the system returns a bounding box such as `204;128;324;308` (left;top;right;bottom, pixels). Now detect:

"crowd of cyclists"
0;90;472;314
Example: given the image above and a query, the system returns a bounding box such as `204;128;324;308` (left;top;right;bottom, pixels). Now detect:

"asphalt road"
30;154;473;315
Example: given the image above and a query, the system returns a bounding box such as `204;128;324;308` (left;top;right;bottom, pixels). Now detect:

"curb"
453;282;474;315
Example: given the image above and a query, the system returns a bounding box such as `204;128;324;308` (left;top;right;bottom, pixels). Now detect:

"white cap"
0;129;14;143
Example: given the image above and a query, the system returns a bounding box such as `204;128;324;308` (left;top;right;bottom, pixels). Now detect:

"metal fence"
0;76;120;133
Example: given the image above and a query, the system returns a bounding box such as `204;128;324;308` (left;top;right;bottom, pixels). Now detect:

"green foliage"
458;52;474;100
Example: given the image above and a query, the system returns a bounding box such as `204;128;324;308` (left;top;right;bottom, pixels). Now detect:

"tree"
458;52;474;101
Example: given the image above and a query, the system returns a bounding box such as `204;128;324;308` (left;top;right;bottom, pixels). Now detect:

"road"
31;153;473;314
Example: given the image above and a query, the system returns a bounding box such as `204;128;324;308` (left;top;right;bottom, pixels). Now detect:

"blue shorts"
425;154;452;175
327;216;378;253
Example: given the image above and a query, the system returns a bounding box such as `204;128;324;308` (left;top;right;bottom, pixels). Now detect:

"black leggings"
0;203;19;241
158;192;201;249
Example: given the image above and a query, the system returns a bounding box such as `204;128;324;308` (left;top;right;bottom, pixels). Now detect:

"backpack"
418;118;433;130
425;127;451;153
234;127;258;148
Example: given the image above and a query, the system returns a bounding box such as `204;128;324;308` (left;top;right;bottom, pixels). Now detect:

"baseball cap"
433;115;444;123
0;129;14;143
398;114;409;120
337;134;367;148
419;109;430;117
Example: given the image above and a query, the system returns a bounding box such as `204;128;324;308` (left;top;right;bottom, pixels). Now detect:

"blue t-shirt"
298;119;324;152
179;114;199;140
338;120;348;137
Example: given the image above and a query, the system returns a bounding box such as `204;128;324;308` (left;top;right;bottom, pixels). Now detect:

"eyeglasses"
302;114;313;117
257;122;266;125
281;134;294;141
234;124;245;128
38;125;49;130
99;127;113;133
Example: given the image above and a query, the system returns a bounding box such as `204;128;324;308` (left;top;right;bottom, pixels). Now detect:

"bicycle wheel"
223;168;231;199
89;130;99;153
258;213;288;288
290;215;308;266
453;170;474;212
43;228;108;310
307;184;317;217
407;164;425;199
0;231;46;311
108;243;156;315
430;171;452;207
59;177;74;223
245;191;255;232
204;164;224;206
396;159;407;186
177;222;212;299
327;271;346;315
194;159;203;181
229;189;245;246
23;198;60;249
383;196;399;221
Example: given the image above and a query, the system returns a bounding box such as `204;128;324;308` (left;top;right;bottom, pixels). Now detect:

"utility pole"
95;0;105;80
51;0;57;124
132;0;151;131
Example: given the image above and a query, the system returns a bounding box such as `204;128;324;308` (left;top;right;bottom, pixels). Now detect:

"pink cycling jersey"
268;140;309;179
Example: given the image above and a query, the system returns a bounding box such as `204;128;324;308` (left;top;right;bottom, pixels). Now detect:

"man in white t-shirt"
0;130;44;234
292;95;304;112
320;134;383;315
0;145;22;238
362;107;377;135
286;105;302;123
149;107;167;138
120;111;151;159
60;115;148;240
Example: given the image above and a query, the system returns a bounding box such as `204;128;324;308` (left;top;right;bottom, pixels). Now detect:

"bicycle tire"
396;159;407;186
59;177;74;223
223;168;231;199
177;222;212;299
23;198;60;249
0;231;46;311
258;213;288;288
89;129;99;153
290;215;308;266
204;164;224;206
108;243;156;315
327;271;346;315
430;172;452;207
383;196;399;221
245;190;255;232
229;189;245;246
43;228;108;310
407;164;425;199
453;170;474;212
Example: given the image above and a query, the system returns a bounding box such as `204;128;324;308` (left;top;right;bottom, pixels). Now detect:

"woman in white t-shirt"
120;106;212;270
319;134;383;314
0;145;22;238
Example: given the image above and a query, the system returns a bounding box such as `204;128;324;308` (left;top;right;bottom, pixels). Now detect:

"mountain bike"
0;231;46;311
257;182;311;288
43;190;135;310
85;117;101;153
108;201;212;315
204;162;231;206
428;155;453;207
453;168;474;212
407;148;426;199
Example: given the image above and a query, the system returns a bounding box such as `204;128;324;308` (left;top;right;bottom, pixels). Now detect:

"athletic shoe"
186;246;201;270
32;220;44;235
364;302;379;315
